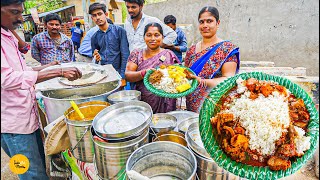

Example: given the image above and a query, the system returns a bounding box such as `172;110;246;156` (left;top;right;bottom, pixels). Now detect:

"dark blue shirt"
172;27;187;62
91;24;130;78
71;27;83;44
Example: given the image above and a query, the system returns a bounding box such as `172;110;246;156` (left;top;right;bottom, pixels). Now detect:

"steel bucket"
64;101;110;163
40;81;120;123
190;147;227;180
186;122;244;180
91;127;149;180
126;141;197;180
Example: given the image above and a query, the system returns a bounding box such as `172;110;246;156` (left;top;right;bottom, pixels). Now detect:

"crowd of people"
1;0;240;179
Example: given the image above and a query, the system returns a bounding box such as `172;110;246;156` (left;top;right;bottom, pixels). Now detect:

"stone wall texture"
143;0;319;76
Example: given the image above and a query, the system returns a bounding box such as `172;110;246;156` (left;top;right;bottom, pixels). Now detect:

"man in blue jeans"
1;1;83;179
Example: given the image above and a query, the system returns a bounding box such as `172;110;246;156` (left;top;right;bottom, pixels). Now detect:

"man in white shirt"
124;0;177;52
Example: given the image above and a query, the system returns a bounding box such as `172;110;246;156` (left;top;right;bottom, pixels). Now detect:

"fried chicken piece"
222;138;246;162
223;126;235;137
218;113;234;123
275;85;288;97
276;144;296;157
234;127;245;135
259;83;274;97
245;78;258;92
249;92;259;100
230;134;249;149
289;112;299;121
275;133;287;146
293;121;308;129
184;69;193;80
149;70;163;84
291;99;306;110
298;111;310;122
267;156;291;171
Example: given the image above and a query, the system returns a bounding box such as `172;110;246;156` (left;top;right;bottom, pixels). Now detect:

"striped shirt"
31;31;74;65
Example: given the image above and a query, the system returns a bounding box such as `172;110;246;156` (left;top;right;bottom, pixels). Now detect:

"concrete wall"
143;0;319;76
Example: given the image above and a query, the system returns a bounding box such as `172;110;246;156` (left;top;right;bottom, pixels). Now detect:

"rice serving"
150;66;192;93
225;82;290;155
210;77;312;170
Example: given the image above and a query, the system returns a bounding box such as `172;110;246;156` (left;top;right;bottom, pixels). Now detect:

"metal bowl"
150;113;177;133
126;141;197;180
107;90;141;104
178;117;199;134
92;101;153;140
185;122;211;159
153;130;187;147
39;81;120;123
167;110;198;131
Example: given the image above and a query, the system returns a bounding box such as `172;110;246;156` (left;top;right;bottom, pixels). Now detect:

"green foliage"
121;2;127;23
23;0;63;14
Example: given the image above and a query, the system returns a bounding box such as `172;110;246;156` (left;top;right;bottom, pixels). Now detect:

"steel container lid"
166;110;198;131
107;90;141;104
92;100;153;140
185;122;211;159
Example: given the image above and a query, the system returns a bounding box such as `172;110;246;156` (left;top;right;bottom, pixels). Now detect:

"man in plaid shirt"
31;13;74;65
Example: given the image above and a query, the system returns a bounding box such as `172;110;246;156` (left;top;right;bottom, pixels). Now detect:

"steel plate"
92;101;152;140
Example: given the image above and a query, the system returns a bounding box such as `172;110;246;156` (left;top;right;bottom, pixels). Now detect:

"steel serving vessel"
126;141;197;180
107;90;141;104
178;116;199;134
150;113;177;133
186;122;228;180
167;110;199;131
152;130;187;147
64;101;110;162
40;81;120;123
92;101;153;140
91;127;149;179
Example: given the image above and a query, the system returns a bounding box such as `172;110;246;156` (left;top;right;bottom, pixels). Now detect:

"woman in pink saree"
125;23;180;113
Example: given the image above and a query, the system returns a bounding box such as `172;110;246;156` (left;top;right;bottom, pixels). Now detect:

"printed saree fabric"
184;41;240;113
128;49;180;113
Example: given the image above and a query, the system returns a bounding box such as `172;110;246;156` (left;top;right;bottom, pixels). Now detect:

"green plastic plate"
143;65;198;98
199;72;319;180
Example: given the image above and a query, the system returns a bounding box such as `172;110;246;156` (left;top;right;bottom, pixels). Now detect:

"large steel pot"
186;122;234;180
40;81;120;123
91;127;149;179
126;141;197;180
64;101;110;162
